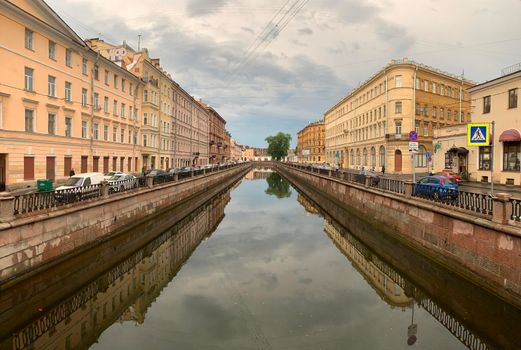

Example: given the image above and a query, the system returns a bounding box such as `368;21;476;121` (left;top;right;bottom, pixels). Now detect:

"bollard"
0;192;15;222
100;181;110;199
146;175;154;189
404;181;414;198
492;193;512;225
174;174;179;181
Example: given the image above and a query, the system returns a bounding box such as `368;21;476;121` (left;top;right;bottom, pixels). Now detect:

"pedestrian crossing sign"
467;123;490;146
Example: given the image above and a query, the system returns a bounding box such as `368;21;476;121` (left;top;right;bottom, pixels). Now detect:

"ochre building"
324;58;475;174
297;120;325;163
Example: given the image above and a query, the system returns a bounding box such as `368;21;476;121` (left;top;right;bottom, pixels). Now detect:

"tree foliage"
265;132;292;160
265;173;291;199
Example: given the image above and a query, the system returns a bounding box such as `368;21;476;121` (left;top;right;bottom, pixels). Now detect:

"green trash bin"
37;179;53;192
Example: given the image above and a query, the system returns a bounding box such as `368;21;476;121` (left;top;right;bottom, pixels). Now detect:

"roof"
467;69;521;93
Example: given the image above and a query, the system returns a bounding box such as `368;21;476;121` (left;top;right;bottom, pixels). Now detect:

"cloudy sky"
47;0;521;147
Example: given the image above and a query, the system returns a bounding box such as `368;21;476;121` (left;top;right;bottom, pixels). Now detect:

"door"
0;154;6;191
64;157;72;176
120;157;124;172
394;150;402;172
81;156;88;173
112;157;117;171
46;156;55;181
93;156;99;172
103;157;109;173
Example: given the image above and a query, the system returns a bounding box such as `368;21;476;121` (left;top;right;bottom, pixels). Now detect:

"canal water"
2;169;521;350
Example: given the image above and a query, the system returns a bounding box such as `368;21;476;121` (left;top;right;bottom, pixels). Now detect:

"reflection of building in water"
244;168;274;180
297;193;320;215
10;191;230;350
325;221;412;308
324;219;490;350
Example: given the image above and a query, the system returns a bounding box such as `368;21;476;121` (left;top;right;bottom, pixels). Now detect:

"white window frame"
48;75;56;97
65;81;72;102
395;75;402;88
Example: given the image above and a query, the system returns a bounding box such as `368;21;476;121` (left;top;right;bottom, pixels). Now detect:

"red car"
442;170;462;183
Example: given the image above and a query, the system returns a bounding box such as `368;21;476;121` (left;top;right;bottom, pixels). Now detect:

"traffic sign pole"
491;121;495;196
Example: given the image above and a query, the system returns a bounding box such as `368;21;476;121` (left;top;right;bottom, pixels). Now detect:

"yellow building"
0;0;142;190
324;58;474;174
296;119;325;163
468;66;521;185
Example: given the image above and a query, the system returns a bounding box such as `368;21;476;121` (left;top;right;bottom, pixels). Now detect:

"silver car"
108;173;137;192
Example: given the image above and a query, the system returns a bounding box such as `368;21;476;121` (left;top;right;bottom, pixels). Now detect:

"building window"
440;107;445;119
415;121;420;133
93;123;99;140
395;75;402;88
144;90;148;102
65;49;72;67
94;93;100;109
415;77;420;89
423;124;429;136
479;146;491;170
440;84;445;95
415;145;427;167
143;113;148;125
65;117;72;137
445;152;452;169
48;76;56;97
460;111;464;122
423;105;428;116
24;28;34;50
104;125;109;141
503;142;520;171
121;128;125;143
25;109;34;132
509;89;518;109
113;127;117;142
65;81;72;101
121;103;126;118
395;101;402;114
114;74;118;88
82;58;88;75
82;121;88;138
424;80;429;91
432;107;437;118
143;134;147;147
113;100;118;115
104;97;109;112
395;121;402;135
122;79;126;92
94;65;99;80
82;88;88;107
432;82;437;94
48;41;56;59
104;70;109;84
130;83;134;96
415;103;420;115
24;67;34;91
48;113;55;135
447;110;452;122
447;86;452;97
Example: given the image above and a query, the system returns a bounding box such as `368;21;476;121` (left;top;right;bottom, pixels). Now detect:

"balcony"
385;133;405;141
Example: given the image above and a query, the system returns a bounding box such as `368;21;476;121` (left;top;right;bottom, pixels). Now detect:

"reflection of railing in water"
324;219;490;350
9;190;231;350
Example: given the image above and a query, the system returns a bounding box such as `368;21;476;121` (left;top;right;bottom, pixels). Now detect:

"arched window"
379;146;386;167
356;149;361;165
414;145;427;167
371;147;376;168
363;148;368;166
350;149;355;165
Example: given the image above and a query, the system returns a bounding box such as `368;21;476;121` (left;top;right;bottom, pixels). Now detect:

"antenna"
137;34;142;51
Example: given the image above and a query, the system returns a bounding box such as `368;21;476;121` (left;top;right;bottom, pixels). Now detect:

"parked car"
103;171;124;181
146;169;166;177
415;175;459;200
107;173;137;192
55;172;105;202
442;170;462;183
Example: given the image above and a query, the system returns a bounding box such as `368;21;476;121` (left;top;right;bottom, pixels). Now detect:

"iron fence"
511;199;521;222
13;185;102;215
413;185;493;216
12;163;245;216
374;177;405;195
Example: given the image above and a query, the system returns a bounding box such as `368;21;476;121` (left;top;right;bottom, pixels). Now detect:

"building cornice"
467;70;521;93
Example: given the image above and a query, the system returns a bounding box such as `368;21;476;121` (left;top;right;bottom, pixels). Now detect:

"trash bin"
37;179;53;192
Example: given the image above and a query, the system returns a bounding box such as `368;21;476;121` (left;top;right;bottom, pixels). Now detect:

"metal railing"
12;163;246;216
374;177;405;195
412;185;493;215
511;199;521;222
13;185;102;215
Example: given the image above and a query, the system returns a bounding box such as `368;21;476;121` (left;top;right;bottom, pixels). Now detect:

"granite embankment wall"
277;163;521;308
0;164;250;283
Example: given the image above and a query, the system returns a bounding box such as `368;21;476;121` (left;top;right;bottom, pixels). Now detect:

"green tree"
265;173;291;199
265;132;292;160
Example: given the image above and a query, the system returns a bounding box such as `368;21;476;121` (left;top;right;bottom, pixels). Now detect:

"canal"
1;168;521;350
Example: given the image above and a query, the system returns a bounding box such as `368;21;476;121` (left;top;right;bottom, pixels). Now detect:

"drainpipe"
412;65;418;184
90;50;101;172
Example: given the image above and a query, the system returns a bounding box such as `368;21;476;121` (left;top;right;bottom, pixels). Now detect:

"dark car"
415;176;459;200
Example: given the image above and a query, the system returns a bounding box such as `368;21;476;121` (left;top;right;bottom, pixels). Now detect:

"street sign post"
408;141;419;152
467;122;494;195
408;130;419;183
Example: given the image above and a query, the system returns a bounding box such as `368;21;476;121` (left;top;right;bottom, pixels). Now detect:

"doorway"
394;149;402;172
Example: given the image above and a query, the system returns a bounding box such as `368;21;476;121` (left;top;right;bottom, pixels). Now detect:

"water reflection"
265;172;292;199
292;182;521;350
0;189;231;350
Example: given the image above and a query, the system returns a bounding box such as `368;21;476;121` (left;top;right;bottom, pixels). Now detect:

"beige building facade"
432;124;475;177
468;68;521;185
296;119;325;163
325;58;474;174
0;0;142;190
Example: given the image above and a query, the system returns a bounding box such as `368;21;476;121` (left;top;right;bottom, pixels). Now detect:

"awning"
447;147;468;154
499;129;521;142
